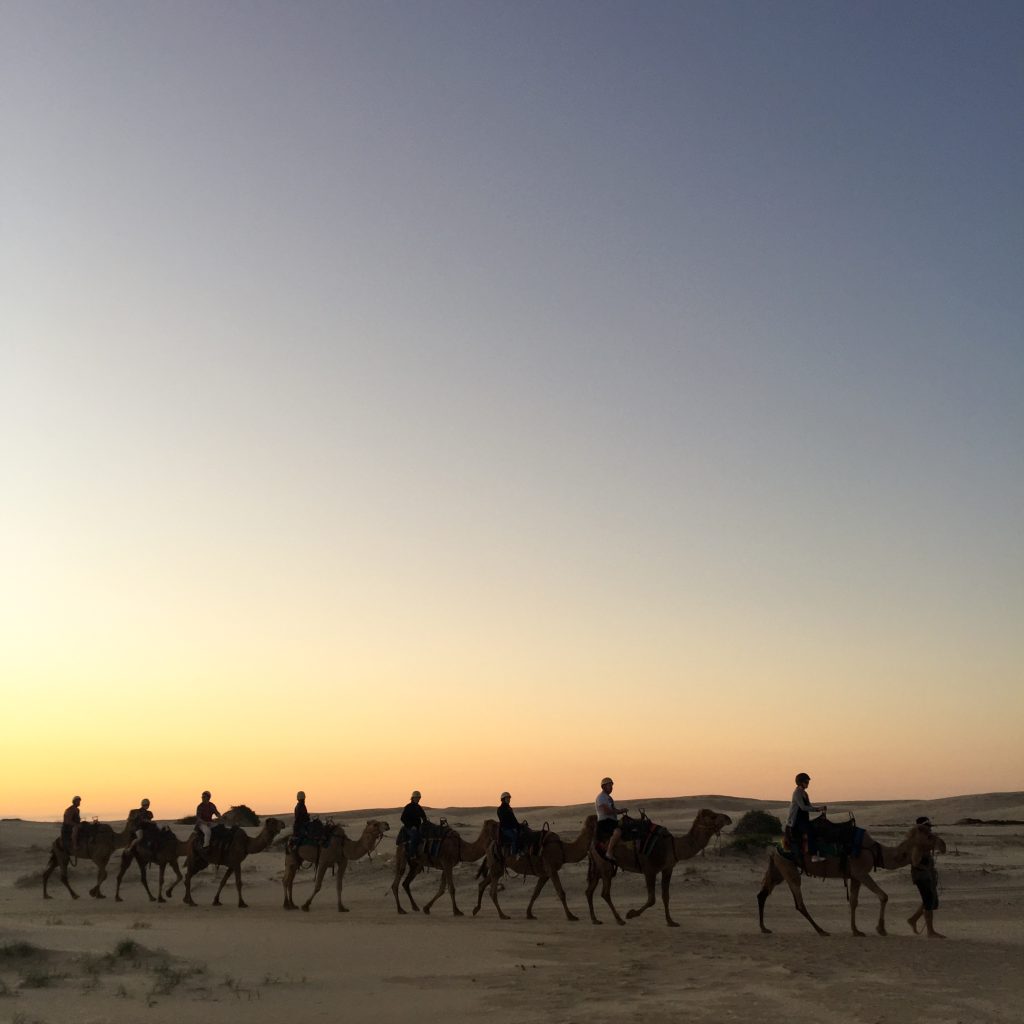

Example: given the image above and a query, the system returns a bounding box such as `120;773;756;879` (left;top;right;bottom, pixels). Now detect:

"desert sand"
2;793;1022;1023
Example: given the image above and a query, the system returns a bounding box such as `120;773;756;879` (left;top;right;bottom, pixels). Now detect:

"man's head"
795;772;810;786
411;791;421;802
141;798;150;809
296;791;305;802
916;816;932;829
601;777;614;792
500;791;511;803
202;791;211;801
72;795;81;806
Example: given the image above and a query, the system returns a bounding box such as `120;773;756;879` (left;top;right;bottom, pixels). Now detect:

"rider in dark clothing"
497;792;522;854
293;791;310;838
401;790;429;859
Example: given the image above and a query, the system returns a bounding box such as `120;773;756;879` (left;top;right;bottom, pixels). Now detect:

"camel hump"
78;821;113;842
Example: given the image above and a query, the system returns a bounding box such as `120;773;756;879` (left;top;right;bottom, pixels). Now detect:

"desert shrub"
221;805;260;827
727;810;783;854
733;810;783;836
115;939;141;959
0;942;40;959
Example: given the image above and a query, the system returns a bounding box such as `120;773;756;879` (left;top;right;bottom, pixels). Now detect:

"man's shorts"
914;877;939;911
596;818;618;842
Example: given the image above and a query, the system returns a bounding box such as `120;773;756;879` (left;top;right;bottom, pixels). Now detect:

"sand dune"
2;794;1021;1023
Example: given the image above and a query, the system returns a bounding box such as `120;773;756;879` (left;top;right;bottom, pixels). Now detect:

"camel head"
365;819;390;848
695;809;733;835
265;817;286;838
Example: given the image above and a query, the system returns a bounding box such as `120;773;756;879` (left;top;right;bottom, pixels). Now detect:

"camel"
756;820;947;936
114;824;191;903
282;819;390;912
585;808;733;926
182;817;285;908
42;821;136;899
391;820;499;916
472;815;597;921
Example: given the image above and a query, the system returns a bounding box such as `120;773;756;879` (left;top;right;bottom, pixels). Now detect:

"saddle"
193;822;236;861
396;819;452;860
291;817;335;849
75;821;112;844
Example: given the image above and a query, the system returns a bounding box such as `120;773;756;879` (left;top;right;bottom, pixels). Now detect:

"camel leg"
303;859;332;912
115;851;136;902
546;869;578;923
472;865;491;917
334;860;350;912
234;864;247;908
402;864;421;912
525;875;548;920
598;872;622;929
784;874;829;936
163;860;183;900
43;851;79;900
89;859;109;898
283;858;299;909
182;860;203;906
852;870;888;936
486;871;510;920
585;857;604;924
211;863;232;905
626;868;658;921
660;867;678;927
757;857;782;933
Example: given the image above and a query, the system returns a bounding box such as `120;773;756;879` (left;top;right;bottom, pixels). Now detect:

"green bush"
726;810;783;854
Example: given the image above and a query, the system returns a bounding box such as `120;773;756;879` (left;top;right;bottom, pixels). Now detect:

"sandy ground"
2;793;1022;1024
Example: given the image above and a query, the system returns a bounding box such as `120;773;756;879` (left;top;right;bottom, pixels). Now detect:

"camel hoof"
340;906;349;913
71;893;80;900
423;907;431;916
760;927;773;935
626;909;639;919
667;921;680;928
115;896;123;903
239;901;248;908
454;909;464;917
852;930;865;938
397;908;407;915
472;907;480;917
301;904;310;912
567;914;579;923
158;897;165;904
877;928;887;936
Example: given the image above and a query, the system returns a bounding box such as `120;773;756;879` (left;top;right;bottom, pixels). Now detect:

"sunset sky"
3;2;1021;821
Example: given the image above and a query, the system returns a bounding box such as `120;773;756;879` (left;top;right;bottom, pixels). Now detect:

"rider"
787;772;826;867
401;790;429;860
497;791;523;854
195;790;221;849
124;798;154;856
61;795;82;854
596;777;627;861
292;791;310;839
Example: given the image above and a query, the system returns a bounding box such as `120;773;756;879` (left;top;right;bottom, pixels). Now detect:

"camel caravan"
42;776;949;937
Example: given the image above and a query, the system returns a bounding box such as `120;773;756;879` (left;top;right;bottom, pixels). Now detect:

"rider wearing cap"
401;790;429;859
908;816;945;938
195;791;221;849
596;777;627;861
124;798;154;856
787;772;826;868
497;791;523;855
